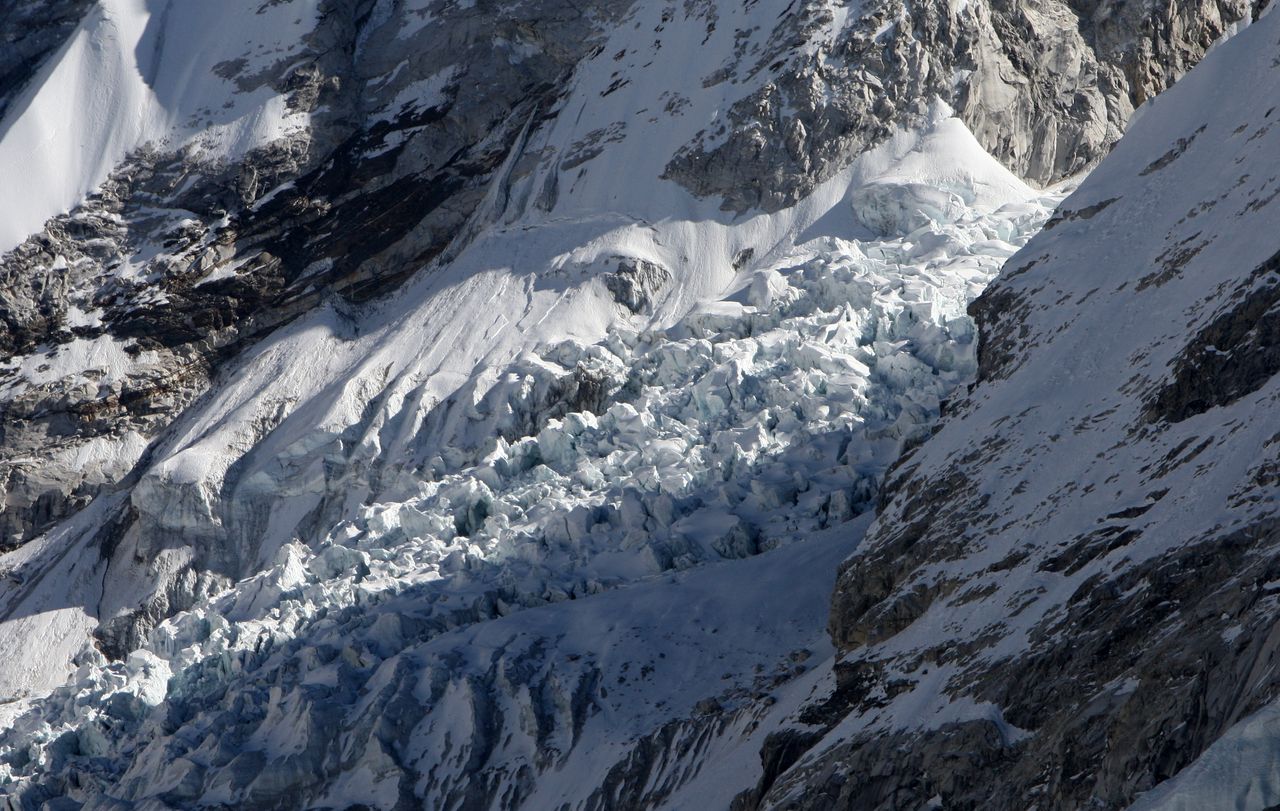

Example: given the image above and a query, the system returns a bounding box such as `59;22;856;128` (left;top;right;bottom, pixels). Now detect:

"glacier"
0;102;1065;806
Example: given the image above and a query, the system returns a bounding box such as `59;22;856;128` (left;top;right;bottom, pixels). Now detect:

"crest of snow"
849;102;1037;235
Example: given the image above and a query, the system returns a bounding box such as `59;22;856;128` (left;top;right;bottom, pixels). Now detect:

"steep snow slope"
0;0;316;253
0;1;94;123
752;8;1280;809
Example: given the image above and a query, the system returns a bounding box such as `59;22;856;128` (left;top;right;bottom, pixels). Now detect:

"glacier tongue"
0;109;1063;806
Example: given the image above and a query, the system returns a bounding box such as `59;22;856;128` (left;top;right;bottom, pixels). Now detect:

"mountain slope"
756;7;1280;809
0;0;1257;569
0;0;1272;808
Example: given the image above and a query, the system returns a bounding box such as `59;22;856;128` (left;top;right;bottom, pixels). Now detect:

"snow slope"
0;0;316;254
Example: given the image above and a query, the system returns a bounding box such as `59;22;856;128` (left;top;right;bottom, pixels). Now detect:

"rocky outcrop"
665;0;1262;211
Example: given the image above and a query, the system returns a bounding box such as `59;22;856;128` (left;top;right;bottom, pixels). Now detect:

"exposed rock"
665;0;1262;212
603;257;672;315
1146;247;1280;423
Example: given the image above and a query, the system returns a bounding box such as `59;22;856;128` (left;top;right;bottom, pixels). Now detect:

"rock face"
752;10;1280;810
663;0;1262;211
